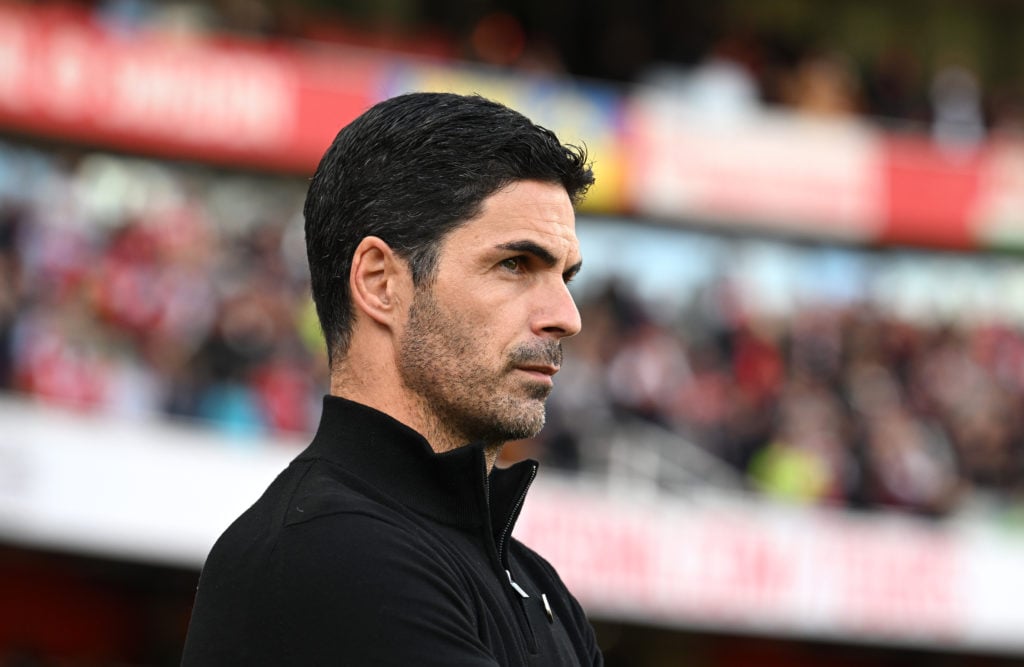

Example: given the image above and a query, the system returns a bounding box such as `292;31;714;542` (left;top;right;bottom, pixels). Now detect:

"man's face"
397;180;583;448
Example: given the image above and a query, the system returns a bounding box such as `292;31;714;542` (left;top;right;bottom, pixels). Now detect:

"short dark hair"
304;92;594;362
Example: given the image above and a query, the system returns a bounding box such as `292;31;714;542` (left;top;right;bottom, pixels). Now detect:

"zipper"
484;459;540;655
496;461;538;565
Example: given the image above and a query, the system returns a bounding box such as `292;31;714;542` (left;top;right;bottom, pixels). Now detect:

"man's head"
304;92;594;453
304;92;593;362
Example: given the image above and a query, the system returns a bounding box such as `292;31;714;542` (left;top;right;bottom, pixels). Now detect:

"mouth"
508;343;563;387
515;365;559;384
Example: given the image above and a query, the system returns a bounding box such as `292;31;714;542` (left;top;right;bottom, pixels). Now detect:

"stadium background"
2;0;1024;664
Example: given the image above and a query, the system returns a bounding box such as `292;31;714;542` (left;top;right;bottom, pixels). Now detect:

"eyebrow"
496;240;583;279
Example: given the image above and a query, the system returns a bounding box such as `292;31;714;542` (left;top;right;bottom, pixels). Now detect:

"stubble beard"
397;287;560;452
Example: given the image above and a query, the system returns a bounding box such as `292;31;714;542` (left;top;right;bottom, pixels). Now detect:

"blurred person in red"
181;92;602;666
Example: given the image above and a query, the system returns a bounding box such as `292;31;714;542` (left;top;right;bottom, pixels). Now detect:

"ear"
349;236;410;328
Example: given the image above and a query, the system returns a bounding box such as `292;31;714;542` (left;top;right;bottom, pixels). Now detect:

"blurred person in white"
931;63;987;149
182;92;603;666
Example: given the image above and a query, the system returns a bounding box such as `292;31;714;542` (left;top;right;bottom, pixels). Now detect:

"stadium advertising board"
623;90;1024;251
4;398;1024;654
2;3;1024;251
517;479;1024;654
882;136;986;248
624;90;887;243
0;4;378;172
970;140;1024;250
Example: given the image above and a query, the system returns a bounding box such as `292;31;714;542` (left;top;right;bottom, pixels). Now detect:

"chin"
469;403;545;444
502;406;547;441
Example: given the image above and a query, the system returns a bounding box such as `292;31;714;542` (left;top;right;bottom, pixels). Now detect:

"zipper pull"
541;593;554;623
505;569;530;599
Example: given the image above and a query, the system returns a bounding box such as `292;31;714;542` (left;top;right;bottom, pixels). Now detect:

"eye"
500;256;524;272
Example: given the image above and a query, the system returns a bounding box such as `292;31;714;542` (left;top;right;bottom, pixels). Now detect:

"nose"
535;279;582;339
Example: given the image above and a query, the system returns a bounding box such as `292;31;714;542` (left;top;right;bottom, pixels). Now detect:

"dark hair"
304;92;594;362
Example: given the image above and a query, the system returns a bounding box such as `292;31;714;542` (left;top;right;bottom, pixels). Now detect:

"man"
181;92;602;665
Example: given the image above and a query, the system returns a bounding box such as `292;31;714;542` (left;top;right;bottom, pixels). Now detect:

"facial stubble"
398;287;561;452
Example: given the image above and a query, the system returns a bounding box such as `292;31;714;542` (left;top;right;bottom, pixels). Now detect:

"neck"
406;395;505;471
330;363;504;474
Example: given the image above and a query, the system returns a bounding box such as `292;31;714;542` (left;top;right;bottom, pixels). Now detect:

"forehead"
445;180;580;256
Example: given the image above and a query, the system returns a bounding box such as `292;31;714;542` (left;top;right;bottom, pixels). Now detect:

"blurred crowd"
541;281;1024;519
2;140;1024;520
0;143;325;437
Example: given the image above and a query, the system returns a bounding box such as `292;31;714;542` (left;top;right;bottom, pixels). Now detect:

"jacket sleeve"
253;512;501;667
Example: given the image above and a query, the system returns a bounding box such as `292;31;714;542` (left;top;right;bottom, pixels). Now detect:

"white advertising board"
2;397;1024;654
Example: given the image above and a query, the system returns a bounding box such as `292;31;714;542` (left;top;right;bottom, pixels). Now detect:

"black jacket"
182;395;603;666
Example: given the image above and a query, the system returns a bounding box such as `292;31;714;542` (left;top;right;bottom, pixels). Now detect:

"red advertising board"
2;4;1023;249
0;4;379;173
624;91;1024;251
881;137;985;249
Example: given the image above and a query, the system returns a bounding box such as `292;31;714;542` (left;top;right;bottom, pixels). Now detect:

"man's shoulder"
283;456;395;526
184;466;494;666
207;455;415;562
200;455;454;606
229;461;477;615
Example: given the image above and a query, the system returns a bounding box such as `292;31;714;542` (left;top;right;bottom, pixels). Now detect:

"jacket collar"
299;395;539;546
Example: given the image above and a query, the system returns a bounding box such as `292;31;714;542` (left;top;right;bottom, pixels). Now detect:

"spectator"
4;139;1024;519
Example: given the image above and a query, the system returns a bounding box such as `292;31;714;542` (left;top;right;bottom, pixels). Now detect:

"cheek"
479;300;528;339
454;305;521;367
436;280;533;348
448;286;508;327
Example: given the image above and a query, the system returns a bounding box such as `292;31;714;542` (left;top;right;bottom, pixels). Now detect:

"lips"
514;365;559;391
508;343;563;384
516;364;559;377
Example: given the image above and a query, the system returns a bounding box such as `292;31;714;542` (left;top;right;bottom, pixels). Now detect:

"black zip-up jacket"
181;396;603;666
